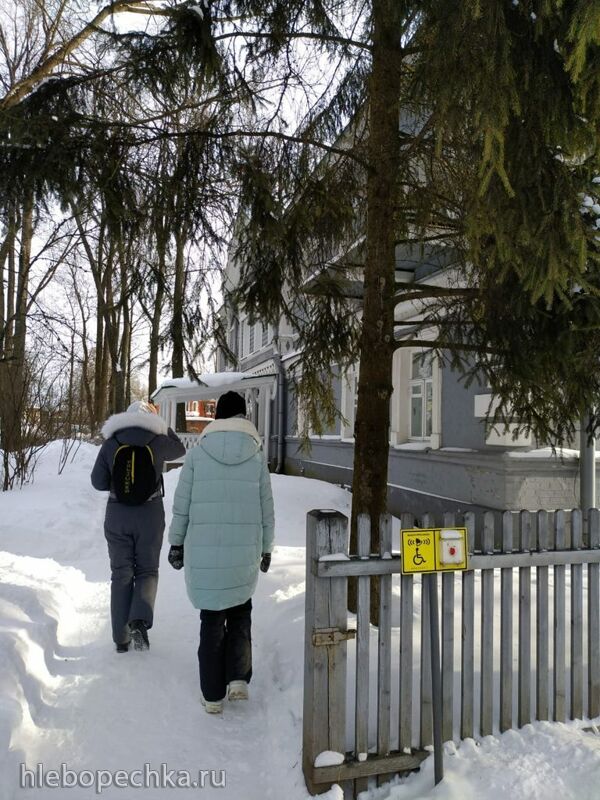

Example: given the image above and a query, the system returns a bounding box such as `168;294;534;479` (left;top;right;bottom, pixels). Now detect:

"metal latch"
312;627;357;647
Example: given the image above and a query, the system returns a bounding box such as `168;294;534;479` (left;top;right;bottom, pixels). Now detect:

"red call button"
449;547;456;556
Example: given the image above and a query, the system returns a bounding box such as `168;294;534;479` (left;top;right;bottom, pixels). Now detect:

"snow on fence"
302;508;600;797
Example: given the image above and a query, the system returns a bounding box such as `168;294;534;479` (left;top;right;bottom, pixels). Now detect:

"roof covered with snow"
150;371;276;402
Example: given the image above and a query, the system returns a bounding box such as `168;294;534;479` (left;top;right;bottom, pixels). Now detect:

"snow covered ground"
1;441;600;799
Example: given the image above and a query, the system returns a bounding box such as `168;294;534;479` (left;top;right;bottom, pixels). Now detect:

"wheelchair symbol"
412;538;426;566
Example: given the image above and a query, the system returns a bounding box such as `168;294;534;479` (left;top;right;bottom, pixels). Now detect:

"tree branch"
0;0;169;110
213;30;372;51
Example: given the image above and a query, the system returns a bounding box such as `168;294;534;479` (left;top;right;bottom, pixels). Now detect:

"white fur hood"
200;417;261;445
101;411;169;440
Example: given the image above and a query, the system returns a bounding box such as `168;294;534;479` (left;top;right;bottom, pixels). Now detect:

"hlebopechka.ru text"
20;763;226;792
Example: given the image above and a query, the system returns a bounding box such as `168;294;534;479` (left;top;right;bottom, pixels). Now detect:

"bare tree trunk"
10;188;34;447
1;189;33;489
171;227;187;432
67;330;75;435
118;252;132;409
103;245;126;414
93;291;104;430
5;203;18;344
0;208;10;344
148;236;167;396
70;264;96;432
350;0;403;620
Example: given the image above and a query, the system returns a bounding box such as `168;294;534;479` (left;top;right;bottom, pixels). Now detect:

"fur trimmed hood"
101;411;169;440
199;416;261;445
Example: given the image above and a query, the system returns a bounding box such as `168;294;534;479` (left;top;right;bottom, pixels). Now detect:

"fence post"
399;513;415;753
589;509;600;720
480;512;496;736
571;510;584;720
554;510;567;722
354;514;371;797
377;513;393;786
518;510;532;728
500;511;514;732
303;510;349;795
442;511;457;743
461;512;476;740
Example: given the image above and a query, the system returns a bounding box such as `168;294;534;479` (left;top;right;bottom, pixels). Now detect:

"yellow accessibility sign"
401;528;468;574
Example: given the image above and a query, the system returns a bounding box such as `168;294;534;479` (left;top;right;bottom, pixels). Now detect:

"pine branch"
213;30;372;51
0;0;169;111
142;126;371;168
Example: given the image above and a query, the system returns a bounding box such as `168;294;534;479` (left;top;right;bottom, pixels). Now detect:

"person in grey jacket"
91;400;185;652
168;391;274;714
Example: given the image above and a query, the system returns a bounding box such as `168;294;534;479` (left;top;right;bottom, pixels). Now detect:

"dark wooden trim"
309;749;429;784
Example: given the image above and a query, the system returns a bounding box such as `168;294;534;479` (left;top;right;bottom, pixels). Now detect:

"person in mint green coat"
167;391;274;713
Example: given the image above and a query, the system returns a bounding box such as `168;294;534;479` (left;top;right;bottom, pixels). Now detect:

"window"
239;321;245;357
239;318;269;357
410;351;433;439
228;322;238;357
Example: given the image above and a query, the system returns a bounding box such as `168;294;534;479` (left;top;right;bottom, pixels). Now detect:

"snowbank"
2;441;600;799
374;724;600;800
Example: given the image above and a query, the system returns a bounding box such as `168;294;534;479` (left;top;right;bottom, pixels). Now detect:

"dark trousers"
198;599;252;702
104;501;165;644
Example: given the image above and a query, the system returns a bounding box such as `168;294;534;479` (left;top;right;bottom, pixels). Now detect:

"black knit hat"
215;391;247;420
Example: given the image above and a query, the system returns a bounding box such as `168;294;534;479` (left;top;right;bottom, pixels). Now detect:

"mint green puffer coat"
168;417;275;611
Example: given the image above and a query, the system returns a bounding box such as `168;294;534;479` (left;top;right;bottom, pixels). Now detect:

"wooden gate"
302;508;600;796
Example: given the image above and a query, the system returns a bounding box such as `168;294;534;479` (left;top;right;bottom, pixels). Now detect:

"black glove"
260;552;271;573
168;545;184;570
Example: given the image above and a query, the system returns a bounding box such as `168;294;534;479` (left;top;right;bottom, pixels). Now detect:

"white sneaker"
200;694;224;714
228;680;249;701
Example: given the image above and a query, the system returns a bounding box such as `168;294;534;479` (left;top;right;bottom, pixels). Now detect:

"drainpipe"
273;327;287;473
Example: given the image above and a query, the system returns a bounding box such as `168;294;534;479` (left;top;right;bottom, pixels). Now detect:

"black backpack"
112;436;162;505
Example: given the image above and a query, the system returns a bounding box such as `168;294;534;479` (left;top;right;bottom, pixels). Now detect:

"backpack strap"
145;434;164;496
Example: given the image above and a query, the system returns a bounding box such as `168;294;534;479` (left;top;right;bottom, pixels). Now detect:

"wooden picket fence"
302;508;600;797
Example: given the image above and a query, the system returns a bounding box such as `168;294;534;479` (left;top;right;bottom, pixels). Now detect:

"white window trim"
390;346;441;449
409;351;434;441
340;363;359;441
239;316;272;360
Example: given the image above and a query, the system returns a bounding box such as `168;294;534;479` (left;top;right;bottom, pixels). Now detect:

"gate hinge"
312;627;356;647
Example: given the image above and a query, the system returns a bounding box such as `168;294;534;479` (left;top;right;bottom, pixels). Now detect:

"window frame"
409;350;434;441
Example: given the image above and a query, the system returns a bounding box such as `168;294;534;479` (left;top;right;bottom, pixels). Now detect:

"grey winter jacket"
91;411;186;502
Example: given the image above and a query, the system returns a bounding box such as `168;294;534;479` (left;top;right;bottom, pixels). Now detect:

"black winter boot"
116;642;129;653
129;619;150;651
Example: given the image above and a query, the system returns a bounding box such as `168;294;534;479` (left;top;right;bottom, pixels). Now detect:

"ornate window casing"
239;316;271;359
409;351;433;439
390;347;442;448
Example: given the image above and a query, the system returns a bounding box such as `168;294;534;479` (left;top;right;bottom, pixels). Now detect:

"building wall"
283;437;585;515
441;362;488;450
215;247;589;514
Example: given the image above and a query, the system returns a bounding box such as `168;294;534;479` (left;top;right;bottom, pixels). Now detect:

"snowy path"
3;442;600;800
0;443;349;800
